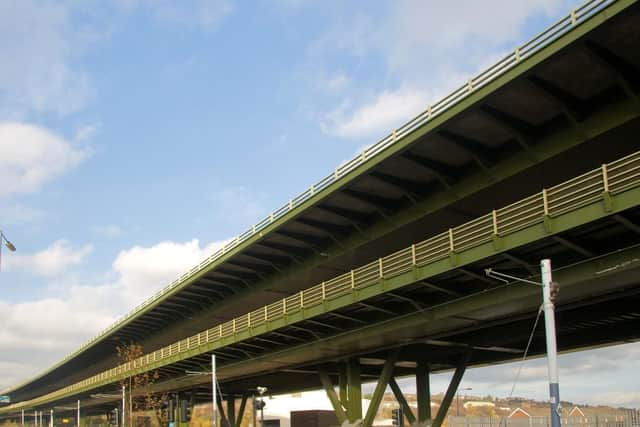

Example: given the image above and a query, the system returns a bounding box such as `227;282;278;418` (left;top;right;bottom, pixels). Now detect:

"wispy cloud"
92;224;125;239
210;186;268;230
4;239;93;277
0;1;93;117
322;87;429;140
308;0;573;139
0;122;91;198
0;203;45;226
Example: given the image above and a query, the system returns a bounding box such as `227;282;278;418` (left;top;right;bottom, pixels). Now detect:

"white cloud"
323;87;430;139
0;122;90;198
0;1;92;116
0;237;230;390
591;392;640;408
381;0;565;73
113;238;229;304
0;203;44;226
73;124;98;143
5;240;93;277
313;0;573;139
320;72;350;93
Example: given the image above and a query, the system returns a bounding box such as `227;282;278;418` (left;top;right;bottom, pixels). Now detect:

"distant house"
567;407;586;418
508;408;531;419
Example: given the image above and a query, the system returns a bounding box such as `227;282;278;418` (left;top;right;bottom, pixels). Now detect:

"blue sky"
0;0;638;409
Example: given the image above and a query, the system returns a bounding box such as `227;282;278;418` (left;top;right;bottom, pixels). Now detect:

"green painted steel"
390;377;417;425
362;350;399;427
433;353;471;427
5;0;636;400
319;370;348;425
3;150;640;414
346;359;362;422
416;362;431;422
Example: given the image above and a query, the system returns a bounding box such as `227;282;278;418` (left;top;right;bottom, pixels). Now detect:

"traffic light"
254;398;266;410
108;408;119;427
168;398;175;423
180;399;192;422
391;408;404;426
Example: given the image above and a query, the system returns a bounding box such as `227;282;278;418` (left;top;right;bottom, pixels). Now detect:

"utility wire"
497;306;543;427
508;305;544;399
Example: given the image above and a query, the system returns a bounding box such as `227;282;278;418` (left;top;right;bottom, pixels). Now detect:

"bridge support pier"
433;351;472;427
216;394;248;427
388;360;432;427
416;360;431;425
320;350;401;427
320;357;364;427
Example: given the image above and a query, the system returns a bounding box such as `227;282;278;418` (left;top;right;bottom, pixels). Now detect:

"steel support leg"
234;394;249;427
389;377;417;425
319;369;348;425
226;397;235;427
339;363;348;405
433;352;472;427
417;361;431;423
216;393;228;427
362;350;399;427
347;358;362;422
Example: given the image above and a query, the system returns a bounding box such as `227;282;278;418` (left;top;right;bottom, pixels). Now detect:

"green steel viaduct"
2;0;640;426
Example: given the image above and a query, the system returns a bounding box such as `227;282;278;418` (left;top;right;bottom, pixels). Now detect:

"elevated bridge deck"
2;0;640;424
2;148;640;420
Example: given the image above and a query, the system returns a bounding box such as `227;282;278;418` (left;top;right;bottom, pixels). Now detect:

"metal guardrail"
21;149;640;407
448;414;637;427
18;0;619;386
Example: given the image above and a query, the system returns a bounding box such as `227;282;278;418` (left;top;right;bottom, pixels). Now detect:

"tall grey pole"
211;354;217;427
49;409;53;427
121;385;126;427
77;400;80;427
541;259;561;427
21;409;24;427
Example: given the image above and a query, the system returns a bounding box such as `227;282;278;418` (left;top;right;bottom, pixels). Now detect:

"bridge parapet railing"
19;149;639;408
41;0;621;379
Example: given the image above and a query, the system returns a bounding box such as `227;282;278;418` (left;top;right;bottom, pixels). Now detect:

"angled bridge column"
320;350;401;427
433;351;472;427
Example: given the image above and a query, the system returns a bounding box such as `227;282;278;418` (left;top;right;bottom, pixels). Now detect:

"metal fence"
448;413;639;427
5;0;620;394
15;148;640;410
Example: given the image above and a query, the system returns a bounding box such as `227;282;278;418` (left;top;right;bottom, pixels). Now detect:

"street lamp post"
256;387;268;426
184;354;217;427
0;230;17;271
456;387;472;416
485;259;561;427
541;260;561;427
